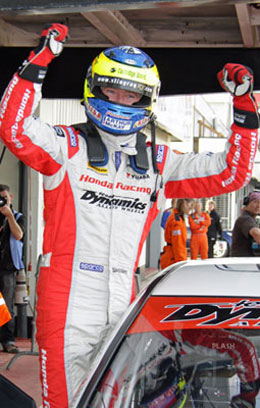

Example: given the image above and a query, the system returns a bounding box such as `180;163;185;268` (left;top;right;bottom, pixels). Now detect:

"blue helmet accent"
84;98;150;136
103;46;155;69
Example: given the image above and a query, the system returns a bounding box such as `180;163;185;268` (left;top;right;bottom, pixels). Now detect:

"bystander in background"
189;199;211;260
160;199;177;229
160;199;192;269
0;184;25;353
0;290;11;327
231;191;260;257
206;199;223;258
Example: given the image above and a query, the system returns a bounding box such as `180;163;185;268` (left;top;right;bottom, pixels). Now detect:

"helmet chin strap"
150;114;164;203
73;116;163;203
150;114;159;175
97;114;159;171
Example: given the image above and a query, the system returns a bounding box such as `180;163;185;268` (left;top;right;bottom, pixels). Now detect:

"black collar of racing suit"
72;122;149;174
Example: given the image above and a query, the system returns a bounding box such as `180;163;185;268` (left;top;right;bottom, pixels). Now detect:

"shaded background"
1;47;260;98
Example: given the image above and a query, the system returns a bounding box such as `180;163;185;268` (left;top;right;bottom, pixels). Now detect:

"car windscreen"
88;296;260;407
89;328;260;407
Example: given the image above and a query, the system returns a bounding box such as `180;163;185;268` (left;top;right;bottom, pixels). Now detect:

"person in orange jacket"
0;291;11;328
188;199;211;260
160;199;177;229
160;199;191;269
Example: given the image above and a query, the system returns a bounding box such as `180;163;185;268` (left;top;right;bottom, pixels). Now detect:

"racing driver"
0;23;259;408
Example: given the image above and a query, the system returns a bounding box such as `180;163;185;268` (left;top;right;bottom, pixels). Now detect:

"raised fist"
18;23;68;83
217;63;253;97
37;23;68;57
217;63;259;129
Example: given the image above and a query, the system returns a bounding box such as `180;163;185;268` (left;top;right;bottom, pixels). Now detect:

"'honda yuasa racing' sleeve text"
162;64;259;198
0;23;69;176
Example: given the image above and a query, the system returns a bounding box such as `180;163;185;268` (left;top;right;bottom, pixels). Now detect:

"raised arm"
163;64;259;199
0;24;68;175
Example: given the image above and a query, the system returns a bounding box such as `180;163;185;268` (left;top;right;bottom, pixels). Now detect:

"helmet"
83;45;160;135
139;357;187;408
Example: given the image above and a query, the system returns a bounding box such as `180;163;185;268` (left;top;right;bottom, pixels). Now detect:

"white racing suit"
0;72;258;407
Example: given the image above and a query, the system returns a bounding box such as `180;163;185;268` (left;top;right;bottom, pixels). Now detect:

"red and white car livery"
71;257;260;407
3;257;260;408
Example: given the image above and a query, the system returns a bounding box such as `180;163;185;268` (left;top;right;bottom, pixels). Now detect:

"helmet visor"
91;73;156;108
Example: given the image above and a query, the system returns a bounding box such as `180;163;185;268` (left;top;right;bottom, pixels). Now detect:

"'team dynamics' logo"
162;299;260;328
80;190;147;213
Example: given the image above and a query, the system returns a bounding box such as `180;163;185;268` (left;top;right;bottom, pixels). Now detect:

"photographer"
0;184;25;353
231;191;260;256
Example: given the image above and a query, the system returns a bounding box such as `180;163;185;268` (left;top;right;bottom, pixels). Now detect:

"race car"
2;257;260;407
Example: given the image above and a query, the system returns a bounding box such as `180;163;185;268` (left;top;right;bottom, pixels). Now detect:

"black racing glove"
217;63;259;129
18;23;68;84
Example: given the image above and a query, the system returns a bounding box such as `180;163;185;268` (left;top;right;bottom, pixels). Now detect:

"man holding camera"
0;184;25;353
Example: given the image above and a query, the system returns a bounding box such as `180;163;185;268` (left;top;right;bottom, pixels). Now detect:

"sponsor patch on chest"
81;190;148;213
79;174;152;195
126;171;150;180
87;163;108;174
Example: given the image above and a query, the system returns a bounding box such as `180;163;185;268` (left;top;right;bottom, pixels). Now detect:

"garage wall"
0;143;21;209
40;99;86;126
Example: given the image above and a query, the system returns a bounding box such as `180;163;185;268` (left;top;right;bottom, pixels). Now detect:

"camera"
0;196;7;208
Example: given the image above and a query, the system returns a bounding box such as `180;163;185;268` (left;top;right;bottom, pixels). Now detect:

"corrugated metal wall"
39;99;86;125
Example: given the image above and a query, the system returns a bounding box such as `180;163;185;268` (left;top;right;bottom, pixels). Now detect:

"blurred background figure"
0;184;25;353
160;199;177;229
189;199;211;260
0;290;11;328
231;191;260;257
160;199;191;269
188;199;196;215
206;199;223;258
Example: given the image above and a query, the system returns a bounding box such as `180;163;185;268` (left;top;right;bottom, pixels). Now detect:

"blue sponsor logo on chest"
156;145;165;163
80;262;104;272
67;127;78;147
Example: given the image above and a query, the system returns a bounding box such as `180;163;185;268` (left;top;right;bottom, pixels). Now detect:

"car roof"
151;257;260;297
